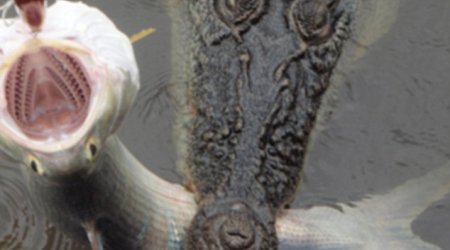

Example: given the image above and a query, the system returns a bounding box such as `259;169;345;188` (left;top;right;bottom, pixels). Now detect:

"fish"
0;0;139;249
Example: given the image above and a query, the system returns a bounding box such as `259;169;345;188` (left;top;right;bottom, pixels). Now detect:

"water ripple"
0;164;85;250
0;164;47;249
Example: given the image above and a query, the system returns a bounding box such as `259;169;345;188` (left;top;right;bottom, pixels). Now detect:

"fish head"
0;0;139;179
0;40;137;178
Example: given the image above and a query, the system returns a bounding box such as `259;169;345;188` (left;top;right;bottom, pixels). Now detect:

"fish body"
36;132;445;250
114;140;450;250
23;132;448;250
24;134;196;249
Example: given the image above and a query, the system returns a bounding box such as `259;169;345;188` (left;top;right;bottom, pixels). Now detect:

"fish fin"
83;222;104;250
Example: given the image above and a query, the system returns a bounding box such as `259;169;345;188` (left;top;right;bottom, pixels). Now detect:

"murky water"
295;1;450;248
0;0;449;249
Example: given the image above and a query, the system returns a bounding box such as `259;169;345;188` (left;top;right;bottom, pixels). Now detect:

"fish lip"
44;162;96;181
29;160;96;183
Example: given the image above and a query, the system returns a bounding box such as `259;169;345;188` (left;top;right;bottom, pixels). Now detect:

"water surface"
0;0;449;249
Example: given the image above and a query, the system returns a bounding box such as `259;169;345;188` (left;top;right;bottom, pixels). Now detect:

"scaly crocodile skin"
170;0;355;249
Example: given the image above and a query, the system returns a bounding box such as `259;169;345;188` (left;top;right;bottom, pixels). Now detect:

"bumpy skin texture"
170;0;354;249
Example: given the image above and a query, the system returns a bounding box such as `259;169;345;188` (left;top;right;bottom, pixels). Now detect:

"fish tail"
359;163;450;249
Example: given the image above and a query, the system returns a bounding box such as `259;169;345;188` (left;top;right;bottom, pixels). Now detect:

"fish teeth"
3;46;92;139
42;47;91;109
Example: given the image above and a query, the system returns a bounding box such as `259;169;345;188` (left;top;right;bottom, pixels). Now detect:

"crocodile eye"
85;137;99;161
216;0;266;24
313;11;328;30
288;0;339;44
27;155;44;176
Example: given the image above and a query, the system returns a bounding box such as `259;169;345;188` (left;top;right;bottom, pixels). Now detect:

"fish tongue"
32;75;76;120
14;0;45;32
23;77;85;140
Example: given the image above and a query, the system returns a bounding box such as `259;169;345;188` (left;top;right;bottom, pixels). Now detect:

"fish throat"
4;46;91;140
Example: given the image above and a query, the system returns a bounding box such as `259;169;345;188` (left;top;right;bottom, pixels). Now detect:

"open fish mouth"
0;0;138;175
5;46;91;140
0;39;110;155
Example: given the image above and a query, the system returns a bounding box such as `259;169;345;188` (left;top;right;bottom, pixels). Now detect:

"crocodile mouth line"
4;46;91;140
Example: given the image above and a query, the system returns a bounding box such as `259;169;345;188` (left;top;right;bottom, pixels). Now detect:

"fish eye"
85;137;99;161
31;160;37;172
89;144;97;157
27;155;45;176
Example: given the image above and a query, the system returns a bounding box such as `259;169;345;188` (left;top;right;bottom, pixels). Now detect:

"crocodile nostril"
225;229;253;249
220;216;255;249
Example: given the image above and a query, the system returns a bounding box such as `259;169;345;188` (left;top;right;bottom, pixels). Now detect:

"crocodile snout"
219;205;256;249
185;200;276;250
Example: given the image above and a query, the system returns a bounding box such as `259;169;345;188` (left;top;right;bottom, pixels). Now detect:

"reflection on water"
295;1;450;249
0;161;85;249
0;163;46;249
0;0;449;249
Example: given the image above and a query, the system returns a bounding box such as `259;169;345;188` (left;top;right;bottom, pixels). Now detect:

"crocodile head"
174;0;355;249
